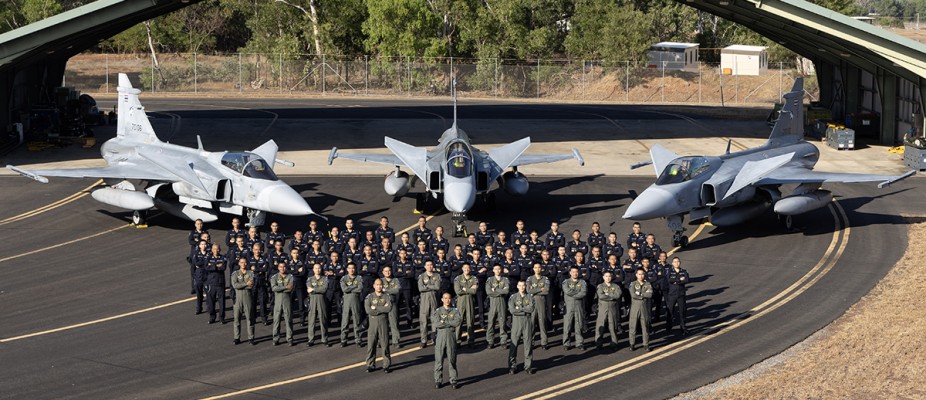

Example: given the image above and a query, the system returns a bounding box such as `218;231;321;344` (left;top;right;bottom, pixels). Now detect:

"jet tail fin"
116;73;160;144
767;78;805;147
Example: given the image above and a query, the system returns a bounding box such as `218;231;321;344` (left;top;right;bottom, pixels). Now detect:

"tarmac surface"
0;97;921;399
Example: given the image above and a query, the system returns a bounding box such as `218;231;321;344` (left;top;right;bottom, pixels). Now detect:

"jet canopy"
655;156;713;185
221;152;278;181
446;142;473;178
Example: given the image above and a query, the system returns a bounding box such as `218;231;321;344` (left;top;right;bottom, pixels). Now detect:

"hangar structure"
1;0;926;147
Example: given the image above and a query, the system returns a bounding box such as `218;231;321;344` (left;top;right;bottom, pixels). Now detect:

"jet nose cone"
263;185;315;216
443;180;476;213
623;187;674;220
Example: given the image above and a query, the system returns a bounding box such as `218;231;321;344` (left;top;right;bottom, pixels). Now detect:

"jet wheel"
132;210;147;226
782;214;794;230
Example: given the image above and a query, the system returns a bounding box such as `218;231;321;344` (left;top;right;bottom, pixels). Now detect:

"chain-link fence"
64;53;820;104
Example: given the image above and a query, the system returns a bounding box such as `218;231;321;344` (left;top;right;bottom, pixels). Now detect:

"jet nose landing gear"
452;212;468;238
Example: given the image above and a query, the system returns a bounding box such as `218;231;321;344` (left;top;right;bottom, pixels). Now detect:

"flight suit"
323;261;345;324
453;274;478;345
305;229;326;245
205;255;227;323
270;272;294;344
666;268;690;334
526;275;550;346
628;280;653;349
306;275;329;346
473;257;491;327
508;292;535;371
562;278;587;348
641;243;662;264
595;283;622;346
226;245;250;302
511;230;529;247
365;292;393;370
433;306;462;385
266;231;287;249
433;257;453;296
340;274;363;345
232;269;255;341
485;276;509;346
418;272;441;345
381;277;402;345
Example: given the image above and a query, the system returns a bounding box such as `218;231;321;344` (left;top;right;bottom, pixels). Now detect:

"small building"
646;42;699;72
720;45;768;76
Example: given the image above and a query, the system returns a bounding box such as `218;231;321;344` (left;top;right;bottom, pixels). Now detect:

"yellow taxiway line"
0;179;102;226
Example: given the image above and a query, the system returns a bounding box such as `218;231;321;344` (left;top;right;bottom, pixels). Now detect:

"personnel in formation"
562;266;587;350
485;265;510;348
452;263;478;347
306;263;330;347
380;266;402;347
526;263;551;349
231;258;256;345
628;268;654;351
594;271;622;349
191;240;210;315
433;292;462;389
418;261;441;347
340;263;364;347
508;281;536;375
364;278;393;373
271;263;295;346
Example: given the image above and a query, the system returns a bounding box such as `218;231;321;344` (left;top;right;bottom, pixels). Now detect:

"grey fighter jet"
328;83;584;236
7;73;318;226
623;78;913;246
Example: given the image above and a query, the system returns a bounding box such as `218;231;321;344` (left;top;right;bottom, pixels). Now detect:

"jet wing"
137;148;209;192
7;163;174;183
758;166;915;188
488;137;531;171
329;150;404;166
384;137;429;181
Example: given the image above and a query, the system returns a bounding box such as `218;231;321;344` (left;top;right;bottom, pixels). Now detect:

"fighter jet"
623;78;913;246
7;73;318;227
328;81;584;236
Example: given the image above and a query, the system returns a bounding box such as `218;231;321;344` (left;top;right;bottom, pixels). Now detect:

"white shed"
720;45;768;76
646;42;699;72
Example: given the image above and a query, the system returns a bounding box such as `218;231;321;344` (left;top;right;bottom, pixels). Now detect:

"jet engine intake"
502;171;529;196
773;190;832;216
384;170;410;197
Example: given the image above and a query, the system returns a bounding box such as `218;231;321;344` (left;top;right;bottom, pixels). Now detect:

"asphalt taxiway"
0;97;919;399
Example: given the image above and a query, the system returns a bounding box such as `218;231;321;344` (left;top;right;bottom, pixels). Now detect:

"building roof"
650;42;700;50
722;45;768;53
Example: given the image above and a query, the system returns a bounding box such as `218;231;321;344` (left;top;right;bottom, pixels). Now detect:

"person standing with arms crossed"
364;278;393;373
231;257;256;345
526;263;551;350
306;263;330;347
562;266;587;350
418;261;441;348
433;292;462;389
485;265;510;348
508;281;536;375
594;271;622;349
270;263;295;346
380;266;403;347
628;268;653;351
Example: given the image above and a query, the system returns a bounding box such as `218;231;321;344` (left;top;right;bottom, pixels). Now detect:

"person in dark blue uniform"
651;251;670;325
587;222;605;250
665;257;690;336
188;219;207;295
432;248;453;296
191;240;210;314
286;248;308;326
603;232;624;263
391;248;416;328
305;219;327;245
552;245;571;318
429;226;450;256
471;248;490;327
411;241;432;278
224;217;246;249
493;230;512;255
362;230;379;254
526;231;544;260
501;248;520;292
377;237;396;266
397;232;416;256
265;221;287;249
412;216;432;249
511;220;529;247
474;222;494;248
248;243;272;325
626;222;646;252
206;243;227;324
545;222;566;252
288;231;309;259
358;244;381;323
341;218;361;244
586;246;606;316
326;226;345;257
621;248;642;318
323;251;346;325
538;249;557;326
448;244;469;287
304;240;327;271
245;227;264;254
515;244;534;284
376;216;396;245
565;230;589;260
640;234;663;264
462;233;479;256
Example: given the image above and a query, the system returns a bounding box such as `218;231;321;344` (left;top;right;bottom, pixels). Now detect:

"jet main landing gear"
132;210;148;227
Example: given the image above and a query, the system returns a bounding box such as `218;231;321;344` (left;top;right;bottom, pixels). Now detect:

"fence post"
495;58;499;97
719;63;724;107
536;59;540;98
151;56;155;92
779;61;783;100
698;61;702;104
279;52;283;94
105;54;109;93
625;61;630;102
662;61;666;102
238;53;242;94
407;56;411;96
322;54;326;94
194;52;198;94
582;60;586;100
364;55;369;95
